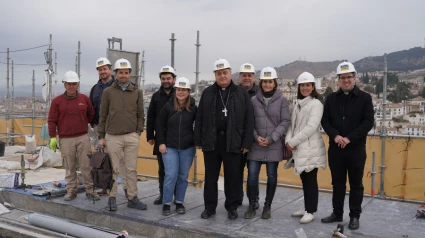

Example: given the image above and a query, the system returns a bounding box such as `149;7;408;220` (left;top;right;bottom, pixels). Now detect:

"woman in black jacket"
156;77;197;216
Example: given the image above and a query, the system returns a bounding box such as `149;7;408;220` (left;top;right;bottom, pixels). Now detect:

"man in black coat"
146;65;176;205
321;62;374;230
237;63;259;209
194;59;254;220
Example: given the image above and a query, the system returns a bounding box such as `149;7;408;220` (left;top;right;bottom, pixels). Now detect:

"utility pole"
140;50;145;95
32;70;35;136
6;48;10;146
54;52;57;96
75;56;78;72
11;60;15;145
77;41;81;91
379;53;388;197
170;33;176;68
48;34;53;109
195;31;201;101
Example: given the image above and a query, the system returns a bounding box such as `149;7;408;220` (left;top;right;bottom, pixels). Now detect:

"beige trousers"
105;132;140;200
94;127;126;189
59;134;94;194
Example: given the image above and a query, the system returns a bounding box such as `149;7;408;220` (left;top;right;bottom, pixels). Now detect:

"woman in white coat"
285;72;326;224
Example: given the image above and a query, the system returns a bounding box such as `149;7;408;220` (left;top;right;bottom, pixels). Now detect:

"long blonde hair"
173;91;192;112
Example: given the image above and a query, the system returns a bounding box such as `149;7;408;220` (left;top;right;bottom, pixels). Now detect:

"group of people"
48;56;373;231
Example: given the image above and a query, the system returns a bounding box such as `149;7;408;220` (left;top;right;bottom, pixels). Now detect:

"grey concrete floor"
2;180;425;238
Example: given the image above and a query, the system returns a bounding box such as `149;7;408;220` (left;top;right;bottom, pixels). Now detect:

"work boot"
244;185;257;219
108;197;117;211
154;194;163;205
127;196;147;210
64;192;77;201
261;183;277;219
86;192;100;201
162;204;171;216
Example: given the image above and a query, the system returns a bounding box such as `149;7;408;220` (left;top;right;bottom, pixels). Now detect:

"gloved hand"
49;138;58;152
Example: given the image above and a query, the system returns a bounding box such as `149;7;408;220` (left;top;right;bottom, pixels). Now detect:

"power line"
0;62;47;66
0;44;49;53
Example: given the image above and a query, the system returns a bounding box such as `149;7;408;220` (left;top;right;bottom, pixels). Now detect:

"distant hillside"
232;60;343;80
274;60;343;79
232;47;425;80
353;47;425;72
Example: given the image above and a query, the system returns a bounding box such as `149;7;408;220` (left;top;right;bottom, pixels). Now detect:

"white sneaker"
291;209;305;217
300;212;314;224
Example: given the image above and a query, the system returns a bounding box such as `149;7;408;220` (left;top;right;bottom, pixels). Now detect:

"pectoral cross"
222;108;228;117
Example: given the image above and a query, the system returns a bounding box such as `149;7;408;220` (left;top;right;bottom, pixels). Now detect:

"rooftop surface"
1;180;424;238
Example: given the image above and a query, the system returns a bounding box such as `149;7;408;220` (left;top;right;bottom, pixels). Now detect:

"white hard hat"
336;62;356;75
159;65;176;76
297;72;316;85
96;57;111;69
260;67;277;80
213;59;231;72
114;58;132;71
174;77;191;89
239;63;255;73
62;71;80;83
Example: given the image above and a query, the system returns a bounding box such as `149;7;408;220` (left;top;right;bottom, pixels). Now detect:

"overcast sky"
1;0;425;91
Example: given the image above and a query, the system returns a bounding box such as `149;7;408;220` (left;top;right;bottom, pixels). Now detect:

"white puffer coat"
285;96;326;175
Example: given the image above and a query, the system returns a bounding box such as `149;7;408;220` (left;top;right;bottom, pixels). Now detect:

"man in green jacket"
97;58;146;211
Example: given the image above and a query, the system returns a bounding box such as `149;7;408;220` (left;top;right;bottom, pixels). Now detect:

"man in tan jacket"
97;58;146;211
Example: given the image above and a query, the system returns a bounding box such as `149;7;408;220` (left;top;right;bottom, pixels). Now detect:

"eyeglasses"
339;76;355;80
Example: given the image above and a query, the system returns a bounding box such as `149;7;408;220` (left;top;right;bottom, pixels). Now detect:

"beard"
162;83;173;90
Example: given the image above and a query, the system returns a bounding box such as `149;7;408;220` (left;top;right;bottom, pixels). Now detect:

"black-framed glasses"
339;75;355;80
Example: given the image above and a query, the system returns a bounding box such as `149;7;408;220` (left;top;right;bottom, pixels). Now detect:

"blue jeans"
247;160;279;186
162;147;196;205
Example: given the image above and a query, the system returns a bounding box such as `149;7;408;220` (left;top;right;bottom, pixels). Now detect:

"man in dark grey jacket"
194;59;254;220
321;62;374;230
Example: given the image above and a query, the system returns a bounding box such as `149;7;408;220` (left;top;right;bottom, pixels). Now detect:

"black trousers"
203;134;243;212
157;153;165;193
300;168;318;214
328;146;366;219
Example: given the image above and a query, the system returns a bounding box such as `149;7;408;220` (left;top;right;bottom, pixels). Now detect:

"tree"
387;82;411;103
359;72;370;84
387;72;399;86
370;75;379;85
364;85;374;93
322;86;334;102
421;87;425;98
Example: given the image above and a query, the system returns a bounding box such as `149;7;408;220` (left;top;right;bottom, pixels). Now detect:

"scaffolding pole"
54;52;57;96
379;53;388;197
32;70;35;136
11;60;15;145
5;48;10;146
77;41;81;91
140;50;145;95
47;34;53;109
195;31;201;101
170;33;176;68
